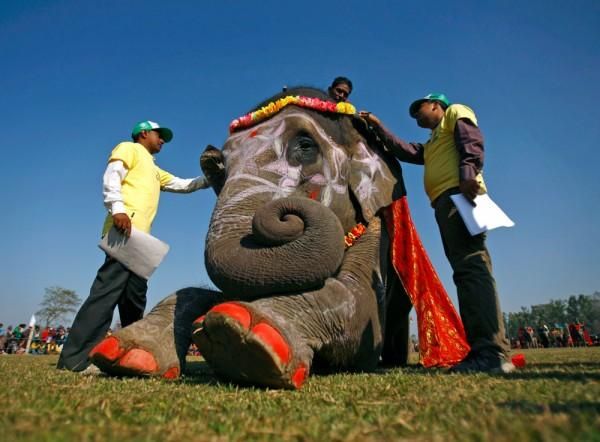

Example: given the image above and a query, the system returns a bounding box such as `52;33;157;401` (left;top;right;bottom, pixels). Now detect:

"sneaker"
78;364;102;376
449;351;515;374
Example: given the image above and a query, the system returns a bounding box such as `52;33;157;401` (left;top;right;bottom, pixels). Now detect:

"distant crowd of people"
0;323;70;354
511;322;596;349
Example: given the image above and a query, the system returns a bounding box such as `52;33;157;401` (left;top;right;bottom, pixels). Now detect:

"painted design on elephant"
352;141;391;204
222;111;350;209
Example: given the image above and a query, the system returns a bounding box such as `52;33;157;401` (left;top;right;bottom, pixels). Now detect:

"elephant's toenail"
209;303;252;330
251;322;291;364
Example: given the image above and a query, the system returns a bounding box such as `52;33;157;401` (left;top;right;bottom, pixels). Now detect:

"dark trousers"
433;189;509;357
57;255;147;371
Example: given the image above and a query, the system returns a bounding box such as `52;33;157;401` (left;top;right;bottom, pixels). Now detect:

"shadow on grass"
528;362;600;369
182;360;222;385
499;370;600;382
498;400;600;414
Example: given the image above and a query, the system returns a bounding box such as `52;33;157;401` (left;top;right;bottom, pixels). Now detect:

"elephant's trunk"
205;197;345;299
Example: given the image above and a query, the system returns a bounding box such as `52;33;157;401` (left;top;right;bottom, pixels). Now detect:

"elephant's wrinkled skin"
90;87;412;388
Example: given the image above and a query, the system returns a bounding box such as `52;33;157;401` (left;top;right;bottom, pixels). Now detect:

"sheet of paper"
98;226;170;279
449;193;515;236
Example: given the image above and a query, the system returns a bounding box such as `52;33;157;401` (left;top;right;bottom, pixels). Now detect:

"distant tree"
566;295;580;322
590;292;600;334
544;299;568;325
507;307;532;338
506;291;600;337
532;299;567;327
36;286;81;327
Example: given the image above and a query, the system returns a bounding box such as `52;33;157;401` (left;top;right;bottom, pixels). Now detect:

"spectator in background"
0;323;5;354
55;327;66;350
538;324;550;348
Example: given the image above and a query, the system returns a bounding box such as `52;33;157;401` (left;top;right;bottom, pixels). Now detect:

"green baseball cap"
131;120;173;142
409;93;451;118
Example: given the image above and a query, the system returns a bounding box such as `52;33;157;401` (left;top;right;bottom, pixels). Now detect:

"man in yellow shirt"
360;94;513;374
58;121;211;373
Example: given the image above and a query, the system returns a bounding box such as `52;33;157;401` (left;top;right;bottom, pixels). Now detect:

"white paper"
449;193;515;236
99;226;170;279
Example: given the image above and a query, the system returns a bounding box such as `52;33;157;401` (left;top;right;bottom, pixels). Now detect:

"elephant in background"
90;87;412;389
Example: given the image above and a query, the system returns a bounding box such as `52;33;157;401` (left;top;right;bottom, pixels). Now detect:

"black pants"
57;256;147;371
433;189;509;357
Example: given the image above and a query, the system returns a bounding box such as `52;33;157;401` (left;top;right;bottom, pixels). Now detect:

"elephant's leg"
90;287;221;378
381;271;413;367
192;300;313;389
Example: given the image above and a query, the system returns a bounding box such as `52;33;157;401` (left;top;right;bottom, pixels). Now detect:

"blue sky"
1;0;598;330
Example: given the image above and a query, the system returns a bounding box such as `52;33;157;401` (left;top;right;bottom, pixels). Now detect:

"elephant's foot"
90;288;220;379
90;335;180;379
192;302;309;389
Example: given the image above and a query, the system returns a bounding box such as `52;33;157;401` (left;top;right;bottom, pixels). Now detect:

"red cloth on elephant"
383;197;470;367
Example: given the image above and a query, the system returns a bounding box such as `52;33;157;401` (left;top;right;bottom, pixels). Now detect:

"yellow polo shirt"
102;142;174;234
423;104;487;202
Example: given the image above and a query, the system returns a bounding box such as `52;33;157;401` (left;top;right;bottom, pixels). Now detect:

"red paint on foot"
210;303;252;330
162;366;180;379
291;364;308;389
89;336;123;361
193;315;206;325
251;322;291;364
118;349;159;374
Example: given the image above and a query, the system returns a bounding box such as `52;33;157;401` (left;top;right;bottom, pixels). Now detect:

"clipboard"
99;226;170;279
450;193;515;236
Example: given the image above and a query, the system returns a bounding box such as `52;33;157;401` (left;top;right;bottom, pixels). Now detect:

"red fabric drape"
383;197;470;367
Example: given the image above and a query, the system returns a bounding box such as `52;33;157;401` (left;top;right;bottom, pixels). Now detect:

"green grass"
1;348;599;441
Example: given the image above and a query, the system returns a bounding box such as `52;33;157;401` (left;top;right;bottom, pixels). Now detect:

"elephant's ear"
200;145;226;195
347;131;406;222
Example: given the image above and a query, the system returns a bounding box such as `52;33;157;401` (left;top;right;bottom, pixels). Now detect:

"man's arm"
161;176;210;193
454;118;484;201
358;112;424;164
103;160;133;236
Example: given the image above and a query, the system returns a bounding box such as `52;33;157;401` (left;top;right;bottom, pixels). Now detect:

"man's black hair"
331;76;353;92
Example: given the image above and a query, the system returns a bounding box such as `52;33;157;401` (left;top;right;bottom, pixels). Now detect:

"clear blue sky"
1;1;598;329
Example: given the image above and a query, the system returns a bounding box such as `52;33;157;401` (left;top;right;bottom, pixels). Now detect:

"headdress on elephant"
229;95;356;134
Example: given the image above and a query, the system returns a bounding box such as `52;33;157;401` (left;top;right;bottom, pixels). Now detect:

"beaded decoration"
344;223;367;248
229;96;356;133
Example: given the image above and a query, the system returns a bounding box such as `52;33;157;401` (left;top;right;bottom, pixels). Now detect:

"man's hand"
113;213;132;237
459;179;480;205
358;111;381;126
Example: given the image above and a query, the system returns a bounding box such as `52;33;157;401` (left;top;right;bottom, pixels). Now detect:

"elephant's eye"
287;134;319;166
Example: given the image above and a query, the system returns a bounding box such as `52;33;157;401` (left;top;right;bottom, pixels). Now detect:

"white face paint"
208;110;392;243
220;111;350;209
352;141;391;205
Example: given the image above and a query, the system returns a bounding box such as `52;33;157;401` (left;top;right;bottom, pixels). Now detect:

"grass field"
1;347;599;441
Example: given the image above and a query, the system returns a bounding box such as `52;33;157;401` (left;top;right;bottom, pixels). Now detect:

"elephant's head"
201;87;405;299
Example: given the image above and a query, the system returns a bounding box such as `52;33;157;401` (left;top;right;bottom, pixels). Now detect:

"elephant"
89;87;414;389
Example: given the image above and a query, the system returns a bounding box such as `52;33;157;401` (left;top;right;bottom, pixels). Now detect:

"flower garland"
229;96;356;133
344;223;367;248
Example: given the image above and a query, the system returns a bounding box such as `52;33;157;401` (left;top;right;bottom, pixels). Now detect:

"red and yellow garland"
229;96;356;133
